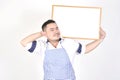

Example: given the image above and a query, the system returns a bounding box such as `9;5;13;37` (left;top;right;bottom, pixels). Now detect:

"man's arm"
20;31;44;47
85;27;106;54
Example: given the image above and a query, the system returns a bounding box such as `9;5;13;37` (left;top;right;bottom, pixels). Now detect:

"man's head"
42;19;61;42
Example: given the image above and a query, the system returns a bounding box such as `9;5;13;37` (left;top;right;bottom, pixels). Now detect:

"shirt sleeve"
76;42;86;54
28;41;37;53
25;39;45;53
70;39;86;54
63;39;86;54
25;40;37;53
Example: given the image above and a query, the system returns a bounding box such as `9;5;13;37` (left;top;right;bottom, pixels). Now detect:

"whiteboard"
51;5;102;40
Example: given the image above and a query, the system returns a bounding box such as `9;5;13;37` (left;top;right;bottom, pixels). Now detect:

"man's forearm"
85;39;103;54
85;27;106;54
20;32;42;47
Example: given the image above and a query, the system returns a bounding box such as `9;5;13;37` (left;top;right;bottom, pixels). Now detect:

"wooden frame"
52;5;102;40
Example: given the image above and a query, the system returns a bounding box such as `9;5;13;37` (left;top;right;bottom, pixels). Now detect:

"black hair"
42;19;56;31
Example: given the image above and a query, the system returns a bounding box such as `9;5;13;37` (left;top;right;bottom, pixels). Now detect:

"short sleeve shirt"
25;37;86;79
25;37;86;56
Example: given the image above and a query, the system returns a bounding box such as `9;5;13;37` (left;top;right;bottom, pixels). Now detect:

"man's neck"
49;40;59;48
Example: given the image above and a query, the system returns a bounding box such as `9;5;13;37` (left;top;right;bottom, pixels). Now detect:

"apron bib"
43;44;75;80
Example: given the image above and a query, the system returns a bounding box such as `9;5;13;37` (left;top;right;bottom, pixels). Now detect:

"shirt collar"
46;38;63;43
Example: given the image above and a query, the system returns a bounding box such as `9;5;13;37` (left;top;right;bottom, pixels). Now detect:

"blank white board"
52;5;102;40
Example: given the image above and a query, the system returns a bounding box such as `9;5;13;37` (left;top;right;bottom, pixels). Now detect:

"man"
20;19;106;80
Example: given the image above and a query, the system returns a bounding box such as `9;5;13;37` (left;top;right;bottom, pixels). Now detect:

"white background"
0;0;120;80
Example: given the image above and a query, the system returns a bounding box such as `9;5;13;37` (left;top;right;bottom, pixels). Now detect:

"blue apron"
43;43;76;80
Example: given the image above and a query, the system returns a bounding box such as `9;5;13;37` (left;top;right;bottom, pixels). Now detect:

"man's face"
44;23;61;41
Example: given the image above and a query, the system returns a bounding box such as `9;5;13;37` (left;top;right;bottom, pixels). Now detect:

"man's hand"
40;31;46;36
99;27;106;40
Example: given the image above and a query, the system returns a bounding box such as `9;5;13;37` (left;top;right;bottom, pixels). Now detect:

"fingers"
99;27;106;39
40;31;46;36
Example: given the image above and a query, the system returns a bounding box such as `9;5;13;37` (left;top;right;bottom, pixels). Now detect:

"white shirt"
25;37;86;79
